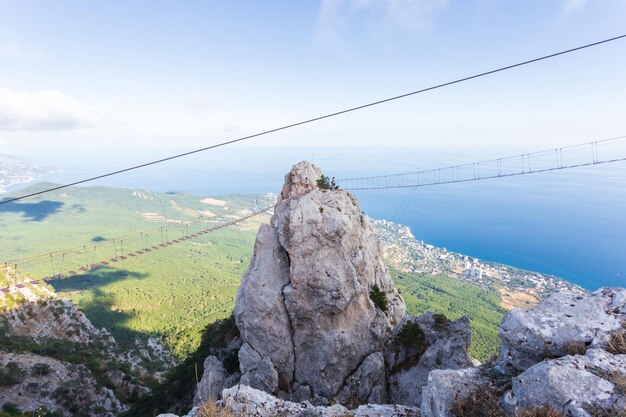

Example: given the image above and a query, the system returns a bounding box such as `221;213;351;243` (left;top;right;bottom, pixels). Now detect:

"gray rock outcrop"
0;351;124;417
387;313;473;407
234;161;406;404
0;293;177;415
421;287;626;417
193;356;227;406
507;348;626;417
222;385;421;417
497;287;626;374
420;367;486;417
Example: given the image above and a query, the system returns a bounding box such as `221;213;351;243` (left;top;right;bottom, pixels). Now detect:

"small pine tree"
316;175;331;190
369;285;388;313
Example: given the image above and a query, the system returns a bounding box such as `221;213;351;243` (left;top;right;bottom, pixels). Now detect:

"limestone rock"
508;348;626;417
0;351;124;417
335;352;388;406
279;160;323;202
238;342;280;393
235;223;293;395
0;294;176;413
353;404;421;417
221;385;420;417
223;384;347;417
420;367;485;417
234;161;405;404
497;287;626;374
3;298;114;344
193;356;227;406
387;313;474;407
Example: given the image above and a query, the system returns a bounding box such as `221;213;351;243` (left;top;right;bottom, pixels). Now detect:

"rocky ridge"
0;266;177;416
423;287;626;417
182;288;625;417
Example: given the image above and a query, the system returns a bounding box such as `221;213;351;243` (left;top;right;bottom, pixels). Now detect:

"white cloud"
316;0;447;49
0;88;101;131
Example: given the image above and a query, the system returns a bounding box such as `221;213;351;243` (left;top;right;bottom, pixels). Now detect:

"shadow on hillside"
51;267;148;293
75;287;147;347
0;198;65;221
51;268;154;349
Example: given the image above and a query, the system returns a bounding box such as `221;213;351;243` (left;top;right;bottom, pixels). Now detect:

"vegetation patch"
605;323;626;355
397;320;426;349
31;363;51;376
196;400;235;417
369;285;388;313
0;362;26;386
452;385;507;417
316;175;331;190
563;339;588;356
0;186;270;358
433;312;449;329
516;407;565;417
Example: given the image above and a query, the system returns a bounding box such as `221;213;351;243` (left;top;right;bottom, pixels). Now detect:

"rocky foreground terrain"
0;267;177;416
158;162;625;417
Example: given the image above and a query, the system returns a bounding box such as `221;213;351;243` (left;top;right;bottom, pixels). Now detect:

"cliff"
0;265;176;416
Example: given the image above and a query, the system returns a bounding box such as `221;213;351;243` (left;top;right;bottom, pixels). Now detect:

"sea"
3;144;626;291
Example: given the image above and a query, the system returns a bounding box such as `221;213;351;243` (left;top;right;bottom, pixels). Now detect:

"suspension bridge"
338;135;626;190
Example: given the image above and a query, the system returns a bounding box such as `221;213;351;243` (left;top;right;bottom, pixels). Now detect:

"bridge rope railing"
338;135;626;190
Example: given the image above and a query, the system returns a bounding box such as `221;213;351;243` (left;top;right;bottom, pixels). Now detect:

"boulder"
496;287;626;374
507;348;626;417
387;313;473;407
279;161;323;201
234;161;405;404
192;356;226;406
420;367;486;417
221;385;420;417
335;352;388;406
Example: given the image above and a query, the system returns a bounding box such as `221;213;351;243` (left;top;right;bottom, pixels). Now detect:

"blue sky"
1;0;626;160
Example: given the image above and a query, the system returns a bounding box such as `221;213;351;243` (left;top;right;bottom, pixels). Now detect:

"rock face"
508;348;626;416
420;367;486;417
497;287;626;374
235;161;406;404
0;349;124;417
221;385;421;417
0;293;176;416
421;288;626;417
3;297;114;344
193;356;227;405
386;313;473;407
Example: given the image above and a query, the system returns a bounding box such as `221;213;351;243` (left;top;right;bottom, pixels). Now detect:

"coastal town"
0;154;56;194
372;219;585;299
